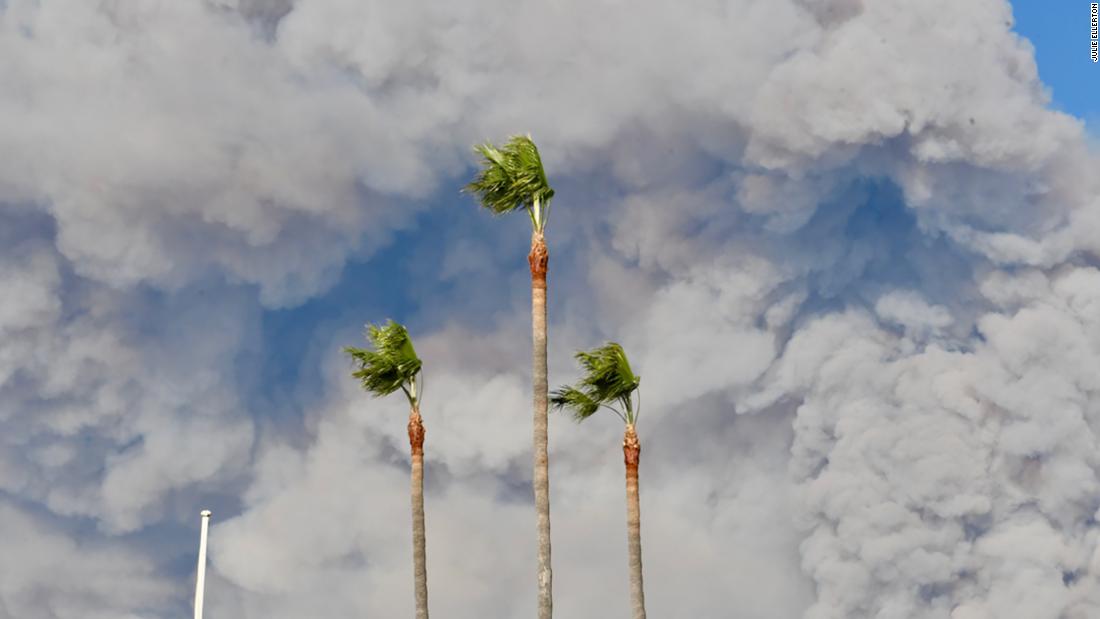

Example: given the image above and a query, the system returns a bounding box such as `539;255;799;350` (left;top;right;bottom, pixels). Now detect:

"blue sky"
1012;0;1100;125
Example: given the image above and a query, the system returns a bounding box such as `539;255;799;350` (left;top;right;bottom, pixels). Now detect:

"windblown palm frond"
549;386;601;421
551;342;641;424
345;320;422;405
464;135;555;230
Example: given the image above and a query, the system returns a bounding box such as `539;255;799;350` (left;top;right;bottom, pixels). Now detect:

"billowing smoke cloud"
1;0;1099;617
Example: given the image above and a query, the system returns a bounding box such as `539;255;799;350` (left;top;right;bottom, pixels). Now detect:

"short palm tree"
345;321;429;619
551;342;647;619
465;135;556;619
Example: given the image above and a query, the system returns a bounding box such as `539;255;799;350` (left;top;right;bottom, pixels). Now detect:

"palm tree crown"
551;342;641;425
464;135;555;233
345;320;423;408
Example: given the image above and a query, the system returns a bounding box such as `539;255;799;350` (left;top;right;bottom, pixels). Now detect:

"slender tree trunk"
408;408;429;619
623;424;646;619
529;231;553;619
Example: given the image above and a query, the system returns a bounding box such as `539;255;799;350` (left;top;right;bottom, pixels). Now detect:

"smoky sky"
1;1;1100;618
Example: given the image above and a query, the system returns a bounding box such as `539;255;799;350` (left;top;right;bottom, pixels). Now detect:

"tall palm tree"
465;135;556;619
551;343;647;619
345;320;429;619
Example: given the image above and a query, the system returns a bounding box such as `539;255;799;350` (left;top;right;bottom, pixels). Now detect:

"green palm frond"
464;135;555;231
575;343;639;405
345;320;422;406
550;386;600;421
552;342;641;424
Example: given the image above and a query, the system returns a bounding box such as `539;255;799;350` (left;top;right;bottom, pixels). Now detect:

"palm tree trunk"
529;231;553;619
408;408;429;619
623;424;646;619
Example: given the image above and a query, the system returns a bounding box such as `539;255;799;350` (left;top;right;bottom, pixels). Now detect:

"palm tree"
551;343;647;619
345;321;429;619
465;135;556;619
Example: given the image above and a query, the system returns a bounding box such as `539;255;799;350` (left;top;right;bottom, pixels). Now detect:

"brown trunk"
529;232;553;619
408;408;429;619
623;424;646;619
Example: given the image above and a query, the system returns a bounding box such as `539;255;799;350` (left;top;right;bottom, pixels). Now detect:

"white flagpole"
194;510;212;619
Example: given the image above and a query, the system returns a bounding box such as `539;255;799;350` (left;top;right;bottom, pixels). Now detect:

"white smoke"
0;0;1099;617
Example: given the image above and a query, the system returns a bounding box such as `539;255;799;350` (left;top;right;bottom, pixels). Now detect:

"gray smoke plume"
0;0;1098;617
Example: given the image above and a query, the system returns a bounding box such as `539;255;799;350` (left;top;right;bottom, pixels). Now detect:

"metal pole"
194;510;212;619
